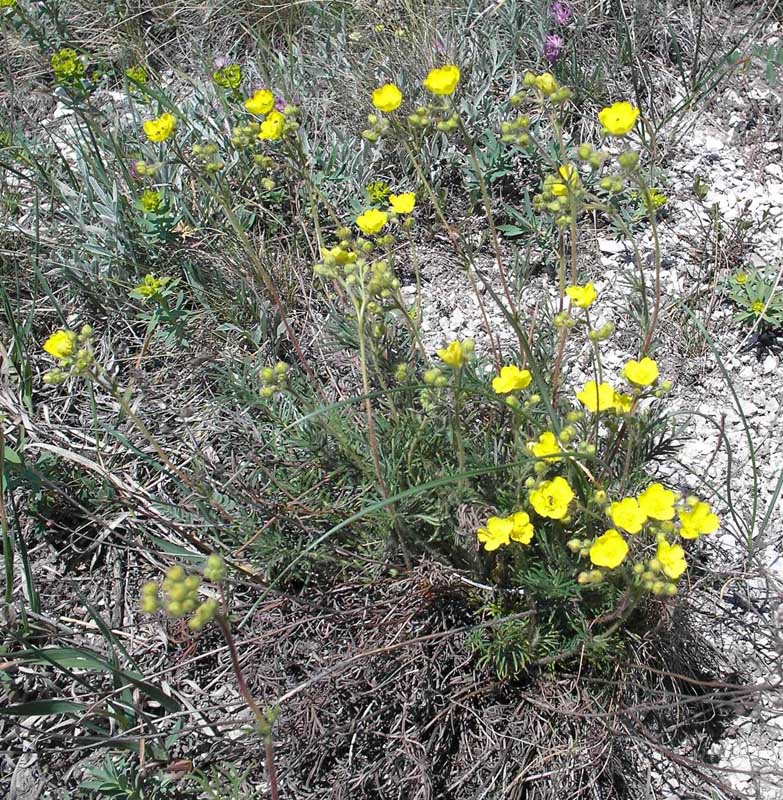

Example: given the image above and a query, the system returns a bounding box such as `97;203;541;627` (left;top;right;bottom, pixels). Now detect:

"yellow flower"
528;431;561;461
656;539;687;580
372;83;403;112
244;89;275;115
258;110;285;140
143;112;176;143
609;497;647;534
552;164;579;196
752;300;765;315
534;72;558;96
477;516;513;551
437;340;466;368
614;393;634;414
589;529;629;569
43;329;77;359
734;272;748;285
509;511;535;544
576;381;617;412
529;476;574;520
423;64;460;95
678;500;719;540
565;283;597;308
326;245;356;266
637;483;676;521
623;357;659;387
492;365;531;394
356;208;389;235
389;192;416;214
598;101;640;136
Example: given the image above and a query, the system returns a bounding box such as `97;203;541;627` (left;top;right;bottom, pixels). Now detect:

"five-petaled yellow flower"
552;164;579;196
477;516;512;551
244;89;275;115
577;381;617;412
389;192;415;214
477;511;536;551
437;340;467;368
609;497;647;534
623;357;659;387
508;511;535;544
598;101;640;137
679;500;719;540
356;208;388;235
258;110;285;140
372;83;403;112
529;476;574;520
492;365;531;394
43;329;77;359
423;64;460;95
656;539;687;579
143;112;176;143
528;431;561;461
566;283;597;308
589;529;628;569
637;483;676;521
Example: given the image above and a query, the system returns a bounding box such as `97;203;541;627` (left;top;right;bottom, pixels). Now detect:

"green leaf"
0;700;86;717
2;445;21;464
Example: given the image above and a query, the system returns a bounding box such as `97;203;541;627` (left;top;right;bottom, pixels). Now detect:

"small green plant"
725;267;783;328
80;755;176;800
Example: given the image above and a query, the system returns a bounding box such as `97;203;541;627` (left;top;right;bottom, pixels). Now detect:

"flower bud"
618;150;639;170
577;143;592;160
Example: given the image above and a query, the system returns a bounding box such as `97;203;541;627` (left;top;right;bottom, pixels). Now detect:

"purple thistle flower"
551;1;573;25
544;34;565;64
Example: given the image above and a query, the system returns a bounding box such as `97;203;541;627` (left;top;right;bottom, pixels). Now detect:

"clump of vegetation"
2;0;781;797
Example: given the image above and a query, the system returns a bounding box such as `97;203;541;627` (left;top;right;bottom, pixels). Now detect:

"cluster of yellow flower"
501;77;643;228
42;326;94;385
312;193;417;323
479;467;718;595
140;556;225;631
363;65;462;141
460;322;719;594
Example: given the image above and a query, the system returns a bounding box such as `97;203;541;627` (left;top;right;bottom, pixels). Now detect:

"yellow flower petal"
589;529;629;569
423;64;460;96
355;208;388;235
43;329;76;359
244;89;275;115
372;83;403;112
598;101;639;136
389;192;416;214
623;357;659;387
529;476;574;520
491;365;531;394
576;381;617;412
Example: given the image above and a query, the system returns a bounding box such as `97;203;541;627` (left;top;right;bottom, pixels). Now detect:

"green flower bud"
618;150;640;170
